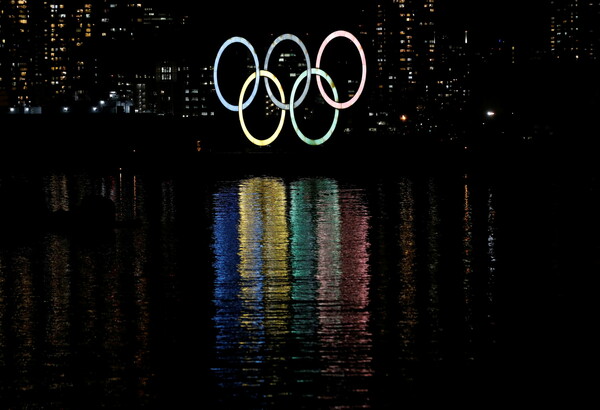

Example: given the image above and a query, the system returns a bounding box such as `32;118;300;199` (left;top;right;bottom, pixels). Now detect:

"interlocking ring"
264;34;311;111
239;70;286;147
214;37;261;112
214;30;366;146
290;68;339;146
316;30;367;110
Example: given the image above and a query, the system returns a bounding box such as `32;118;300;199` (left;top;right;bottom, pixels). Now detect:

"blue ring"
214;37;260;111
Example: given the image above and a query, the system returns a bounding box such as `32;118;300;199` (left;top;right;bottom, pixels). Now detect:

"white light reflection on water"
397;178;418;365
424;177;442;360
462;175;498;361
463;176;476;356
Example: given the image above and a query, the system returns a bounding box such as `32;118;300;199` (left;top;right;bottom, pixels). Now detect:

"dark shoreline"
0;113;594;176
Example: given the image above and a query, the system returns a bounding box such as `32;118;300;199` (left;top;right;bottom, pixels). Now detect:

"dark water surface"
0;161;596;408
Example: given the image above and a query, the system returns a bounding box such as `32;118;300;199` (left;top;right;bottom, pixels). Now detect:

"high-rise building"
0;1;104;109
366;0;438;135
91;1;146;106
0;0;190;112
47;2;95;103
0;0;45;108
550;0;600;62
434;30;471;138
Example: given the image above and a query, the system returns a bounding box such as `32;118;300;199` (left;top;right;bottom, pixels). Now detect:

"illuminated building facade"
0;0;45;108
433;31;471;139
0;0;195;113
47;2;95;103
550;0;600;61
195;64;215;118
0;1;117;110
93;1;145;106
0;1;117;109
366;0;440;135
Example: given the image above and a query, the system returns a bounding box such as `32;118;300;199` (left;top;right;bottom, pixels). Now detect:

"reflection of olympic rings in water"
214;30;367;146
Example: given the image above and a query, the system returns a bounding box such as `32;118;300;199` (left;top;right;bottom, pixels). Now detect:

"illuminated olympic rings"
214;30;366;146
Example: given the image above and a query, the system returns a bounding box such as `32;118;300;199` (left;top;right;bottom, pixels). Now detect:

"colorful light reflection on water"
211;177;373;408
2;169;588;409
209;174;513;408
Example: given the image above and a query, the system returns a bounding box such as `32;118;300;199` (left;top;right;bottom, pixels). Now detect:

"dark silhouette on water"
47;195;117;234
0;178;49;243
0;181;136;245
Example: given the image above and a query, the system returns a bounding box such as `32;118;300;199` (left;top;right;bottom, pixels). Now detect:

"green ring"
289;68;339;146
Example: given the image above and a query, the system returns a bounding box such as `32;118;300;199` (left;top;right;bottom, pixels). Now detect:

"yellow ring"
238;70;286;146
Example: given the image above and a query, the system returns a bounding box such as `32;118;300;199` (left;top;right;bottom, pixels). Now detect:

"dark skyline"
1;0;595;132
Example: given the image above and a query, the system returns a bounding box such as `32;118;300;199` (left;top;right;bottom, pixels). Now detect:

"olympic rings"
316;30;367;110
264;34;311;110
290;68;339;146
214;30;366;146
214;37;260;111
239;70;287;147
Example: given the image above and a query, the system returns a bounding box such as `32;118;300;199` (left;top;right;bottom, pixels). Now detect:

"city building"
0;0;46;109
365;0;440;135
550;0;600;62
3;0;596;130
0;0;195;114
